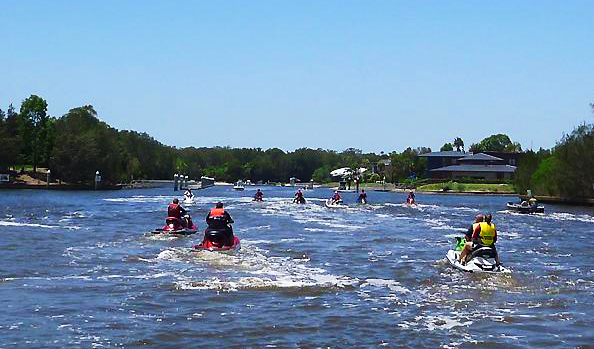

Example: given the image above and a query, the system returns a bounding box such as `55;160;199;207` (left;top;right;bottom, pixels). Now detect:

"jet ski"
446;237;509;273
183;195;194;204
293;197;306;204
325;198;345;208
506;201;544;214
192;225;240;251
357;198;367;204
406;198;416;205
152;216;197;235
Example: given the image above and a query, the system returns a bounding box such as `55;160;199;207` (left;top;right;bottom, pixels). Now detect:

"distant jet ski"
446;237;509;273
152;216;197;235
325;198;345;208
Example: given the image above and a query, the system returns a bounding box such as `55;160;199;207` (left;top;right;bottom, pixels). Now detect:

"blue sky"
2;0;593;153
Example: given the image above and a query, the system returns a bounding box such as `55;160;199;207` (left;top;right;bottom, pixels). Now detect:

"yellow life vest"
478;222;495;246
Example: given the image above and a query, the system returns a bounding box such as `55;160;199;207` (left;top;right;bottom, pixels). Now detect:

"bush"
456;183;466;192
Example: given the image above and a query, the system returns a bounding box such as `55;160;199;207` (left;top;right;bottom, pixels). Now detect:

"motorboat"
233;180;245;191
506;201;544;214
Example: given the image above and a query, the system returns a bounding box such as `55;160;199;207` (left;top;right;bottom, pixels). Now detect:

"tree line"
0;95;430;184
2;94;592;199
513;105;594;198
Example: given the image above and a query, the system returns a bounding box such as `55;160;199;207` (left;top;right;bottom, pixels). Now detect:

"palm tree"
453;137;464;152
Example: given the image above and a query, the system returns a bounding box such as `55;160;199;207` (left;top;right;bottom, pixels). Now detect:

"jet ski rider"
357;189;367;203
184;188;194;199
254;189;264;201
406;191;416;204
168;198;192;227
205;202;235;245
331;191;342;204
458;213;501;266
293;189;305;203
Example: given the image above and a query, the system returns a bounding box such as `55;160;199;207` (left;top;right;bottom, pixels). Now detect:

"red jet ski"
192;226;240;251
152;216;197;235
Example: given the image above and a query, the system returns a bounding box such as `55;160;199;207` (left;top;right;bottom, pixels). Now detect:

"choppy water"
1;186;593;348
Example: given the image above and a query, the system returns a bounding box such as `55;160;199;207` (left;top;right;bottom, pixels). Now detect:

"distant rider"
331;191;342;204
184;188;194;199
205;202;235;245
254;189;264;201
294;189;305;204
406;191;416;204
168;198;191;227
458;213;501;266
357;189;367;203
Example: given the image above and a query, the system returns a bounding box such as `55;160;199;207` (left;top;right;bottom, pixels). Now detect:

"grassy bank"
417;181;515;193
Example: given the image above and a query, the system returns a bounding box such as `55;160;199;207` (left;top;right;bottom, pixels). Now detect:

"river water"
0;186;593;348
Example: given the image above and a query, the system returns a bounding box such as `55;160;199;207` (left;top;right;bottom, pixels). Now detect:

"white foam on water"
0;220;76;229
167;244;357;292
360;278;411;294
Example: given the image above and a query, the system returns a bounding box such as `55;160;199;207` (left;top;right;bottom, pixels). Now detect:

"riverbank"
518;194;594;206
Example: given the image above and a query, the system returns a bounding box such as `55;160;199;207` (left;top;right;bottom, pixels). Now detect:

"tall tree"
453;137;464;152
19;95;50;172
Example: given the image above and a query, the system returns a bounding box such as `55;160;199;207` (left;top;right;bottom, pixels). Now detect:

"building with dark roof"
418;151;518;180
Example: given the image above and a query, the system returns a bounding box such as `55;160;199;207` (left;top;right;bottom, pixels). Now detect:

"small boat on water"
233;180;245;191
506;201;544;214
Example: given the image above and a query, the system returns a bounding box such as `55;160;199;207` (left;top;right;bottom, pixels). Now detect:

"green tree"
52;106;124;183
440;143;454;151
469;134;518;153
19;95;51;172
312;165;332;183
530;156;560;196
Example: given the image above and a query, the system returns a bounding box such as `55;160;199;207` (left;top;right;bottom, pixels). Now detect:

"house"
372;159;392;175
418;151;518;180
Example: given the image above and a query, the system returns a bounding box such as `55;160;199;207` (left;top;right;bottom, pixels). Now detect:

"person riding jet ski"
357;189;368;204
184;188;194;199
458;213;501;266
254;189;264;201
168;198;193;228
205;202;235;246
293;189;306;204
331;191;342;205
406;191;416;205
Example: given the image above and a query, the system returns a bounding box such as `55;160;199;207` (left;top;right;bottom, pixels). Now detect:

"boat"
233;180;245;191
151;216;197;235
506;201;544;214
192;226;240;251
325;198;346;208
446;237;509;273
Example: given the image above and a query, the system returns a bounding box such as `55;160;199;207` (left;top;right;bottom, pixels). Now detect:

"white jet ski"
325;198;346;209
446;237;509;273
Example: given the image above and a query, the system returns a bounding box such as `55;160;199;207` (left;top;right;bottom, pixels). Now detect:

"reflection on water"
0;187;593;348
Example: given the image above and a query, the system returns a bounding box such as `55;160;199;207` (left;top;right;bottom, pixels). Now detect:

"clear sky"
2;0;593;154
